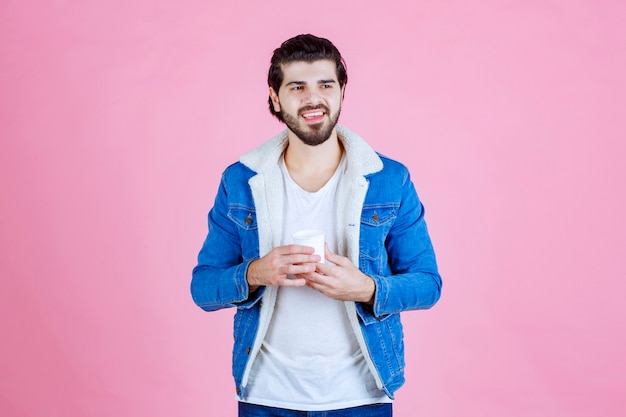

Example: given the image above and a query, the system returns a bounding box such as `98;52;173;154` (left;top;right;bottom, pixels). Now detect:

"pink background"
1;1;625;416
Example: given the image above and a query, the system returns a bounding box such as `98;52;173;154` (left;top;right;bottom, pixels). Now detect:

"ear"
269;87;281;112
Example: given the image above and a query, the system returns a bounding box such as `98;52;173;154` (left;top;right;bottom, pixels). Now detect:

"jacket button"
246;347;251;354
372;211;379;222
245;214;253;224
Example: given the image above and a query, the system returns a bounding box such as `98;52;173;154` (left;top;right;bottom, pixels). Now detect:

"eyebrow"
285;79;337;87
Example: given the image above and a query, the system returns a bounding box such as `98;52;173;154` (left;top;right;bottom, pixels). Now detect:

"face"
269;60;344;146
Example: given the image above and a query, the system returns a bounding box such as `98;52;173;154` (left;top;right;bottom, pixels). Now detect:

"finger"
279;244;316;255
284;263;317;275
276;277;307;287
298;270;328;285
293;272;312;281
324;243;347;265
313;262;332;275
305;279;319;291
304;276;332;293
284;253;322;265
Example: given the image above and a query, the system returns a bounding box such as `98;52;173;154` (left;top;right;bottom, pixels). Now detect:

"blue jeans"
238;402;392;417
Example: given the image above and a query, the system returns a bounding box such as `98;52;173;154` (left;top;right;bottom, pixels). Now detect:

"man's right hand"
246;245;321;292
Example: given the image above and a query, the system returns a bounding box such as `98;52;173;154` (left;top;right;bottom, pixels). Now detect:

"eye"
292;86;303;91
321;84;332;89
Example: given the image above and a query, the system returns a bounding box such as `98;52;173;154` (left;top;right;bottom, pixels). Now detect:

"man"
191;34;442;417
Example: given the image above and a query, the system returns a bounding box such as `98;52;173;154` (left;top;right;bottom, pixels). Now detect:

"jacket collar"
239;124;383;176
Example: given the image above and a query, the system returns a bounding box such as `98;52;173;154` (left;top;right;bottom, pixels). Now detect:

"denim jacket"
191;125;442;400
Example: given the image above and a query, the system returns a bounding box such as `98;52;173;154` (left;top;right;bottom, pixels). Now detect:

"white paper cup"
292;229;325;264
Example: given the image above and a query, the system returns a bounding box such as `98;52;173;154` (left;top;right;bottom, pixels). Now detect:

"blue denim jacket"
191;125;441;400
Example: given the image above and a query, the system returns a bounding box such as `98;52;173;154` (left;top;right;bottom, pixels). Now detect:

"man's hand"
297;243;376;304
247;245;321;292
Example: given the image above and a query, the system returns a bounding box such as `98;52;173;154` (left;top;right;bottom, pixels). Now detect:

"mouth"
300;108;326;124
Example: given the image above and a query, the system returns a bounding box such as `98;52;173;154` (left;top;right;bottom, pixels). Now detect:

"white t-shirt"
243;156;389;411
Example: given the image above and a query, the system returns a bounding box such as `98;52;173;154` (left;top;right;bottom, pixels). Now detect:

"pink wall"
1;1;625;416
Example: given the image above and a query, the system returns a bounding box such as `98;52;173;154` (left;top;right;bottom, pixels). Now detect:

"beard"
281;105;341;146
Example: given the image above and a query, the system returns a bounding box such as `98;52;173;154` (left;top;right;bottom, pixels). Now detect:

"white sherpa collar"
239;124;383;176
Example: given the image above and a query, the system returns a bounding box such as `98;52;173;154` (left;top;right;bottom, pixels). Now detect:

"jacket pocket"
383;314;405;377
359;204;397;275
227;204;258;261
232;307;260;386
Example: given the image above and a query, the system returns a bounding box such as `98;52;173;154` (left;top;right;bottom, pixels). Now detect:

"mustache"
298;105;329;116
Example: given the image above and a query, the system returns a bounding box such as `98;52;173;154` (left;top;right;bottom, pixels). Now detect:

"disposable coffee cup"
292;229;325;264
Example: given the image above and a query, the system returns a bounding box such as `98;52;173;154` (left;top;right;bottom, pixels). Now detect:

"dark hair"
267;34;348;122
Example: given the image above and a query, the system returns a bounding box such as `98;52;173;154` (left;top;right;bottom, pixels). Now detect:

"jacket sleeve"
357;169;442;324
190;173;263;312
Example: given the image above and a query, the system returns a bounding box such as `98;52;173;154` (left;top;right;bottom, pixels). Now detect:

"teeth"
303;111;323;118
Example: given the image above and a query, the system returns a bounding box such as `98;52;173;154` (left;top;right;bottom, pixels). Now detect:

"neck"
283;130;344;192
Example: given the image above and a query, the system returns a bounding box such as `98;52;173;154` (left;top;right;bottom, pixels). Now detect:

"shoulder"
371;153;411;184
220;161;257;191
222;161;256;179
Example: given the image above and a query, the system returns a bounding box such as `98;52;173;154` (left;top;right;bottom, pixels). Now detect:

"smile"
301;109;326;123
302;110;324;118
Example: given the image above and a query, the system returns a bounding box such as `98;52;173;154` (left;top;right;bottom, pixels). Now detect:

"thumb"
324;243;343;263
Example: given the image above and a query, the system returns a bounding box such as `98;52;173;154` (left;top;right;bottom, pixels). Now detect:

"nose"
303;89;323;106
